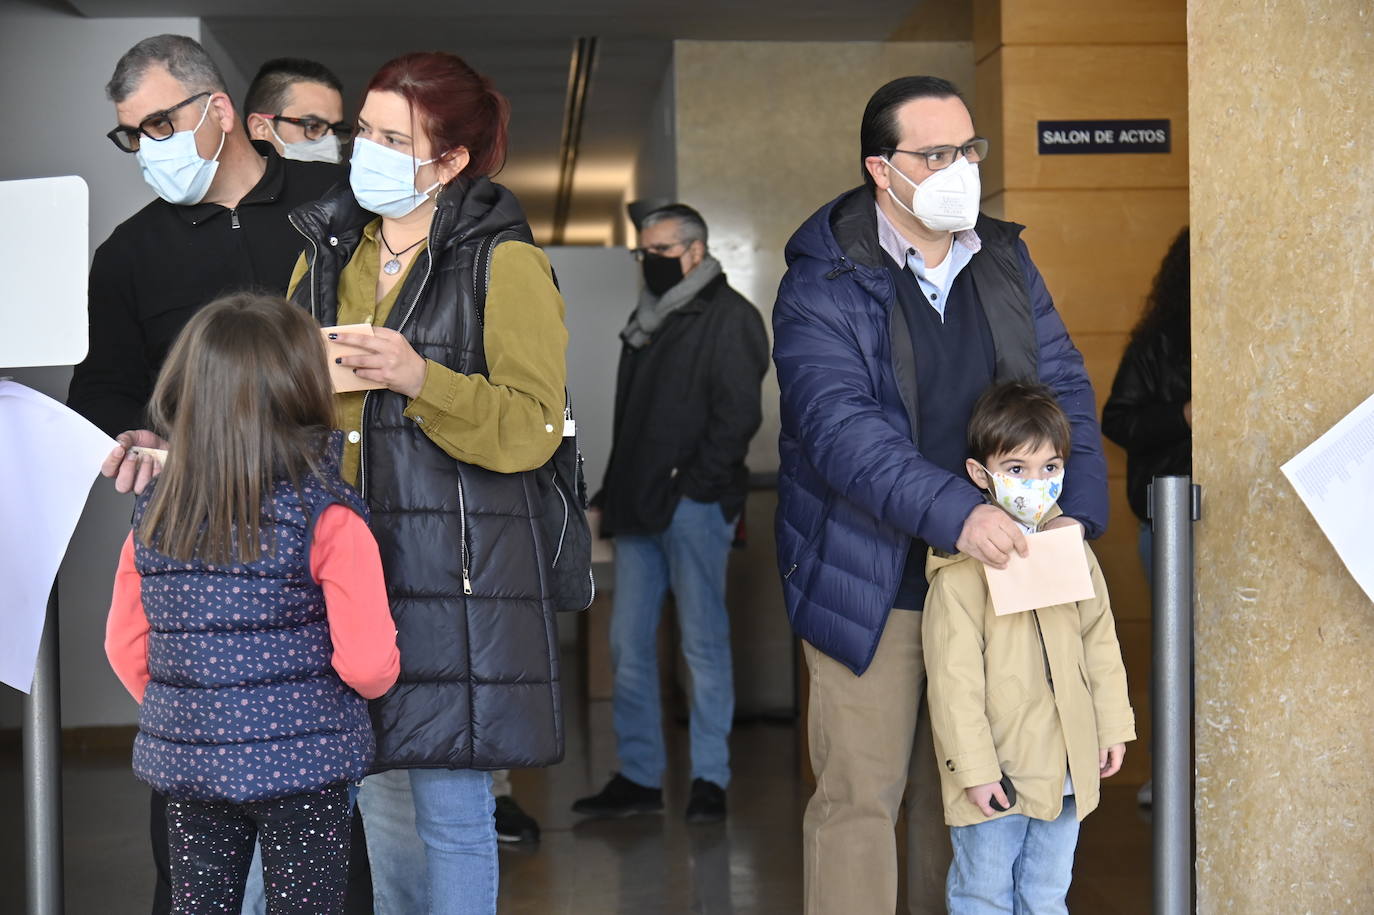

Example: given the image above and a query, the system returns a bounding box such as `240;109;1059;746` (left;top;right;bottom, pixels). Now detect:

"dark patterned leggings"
165;782;351;914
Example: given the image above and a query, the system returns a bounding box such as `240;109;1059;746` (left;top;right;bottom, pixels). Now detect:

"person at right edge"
771;76;1108;913
574;204;769;824
1101;226;1192;808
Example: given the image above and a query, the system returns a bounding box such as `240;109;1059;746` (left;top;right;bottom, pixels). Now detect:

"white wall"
0;7;201;729
544;247;641;497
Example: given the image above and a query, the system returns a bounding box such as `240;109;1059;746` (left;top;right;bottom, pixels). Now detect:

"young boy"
922;381;1136;914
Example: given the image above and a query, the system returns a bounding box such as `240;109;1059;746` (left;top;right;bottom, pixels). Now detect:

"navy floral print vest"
130;440;374;803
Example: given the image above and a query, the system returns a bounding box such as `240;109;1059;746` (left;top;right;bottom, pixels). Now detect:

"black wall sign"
1037;119;1171;155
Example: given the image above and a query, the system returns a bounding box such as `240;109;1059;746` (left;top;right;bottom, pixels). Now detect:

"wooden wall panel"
1001;0;1187;46
1000;44;1188;190
1005;189;1189;334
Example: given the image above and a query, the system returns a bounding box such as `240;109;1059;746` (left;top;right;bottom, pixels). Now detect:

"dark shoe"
571;773;664;818
494;795;540;844
684;778;727;824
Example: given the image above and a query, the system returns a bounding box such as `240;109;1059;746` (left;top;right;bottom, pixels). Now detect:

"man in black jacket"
67;35;353;915
574;204;769;824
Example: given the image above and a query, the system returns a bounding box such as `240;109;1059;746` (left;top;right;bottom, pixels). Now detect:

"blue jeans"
358;768;496;915
611;496;736;789
947;796;1080;914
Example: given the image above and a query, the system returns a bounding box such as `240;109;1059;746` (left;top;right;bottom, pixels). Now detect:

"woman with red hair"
288;51;568;913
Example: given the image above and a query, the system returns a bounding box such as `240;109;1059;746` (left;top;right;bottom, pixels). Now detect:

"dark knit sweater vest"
131;445;373;803
887;259;996;610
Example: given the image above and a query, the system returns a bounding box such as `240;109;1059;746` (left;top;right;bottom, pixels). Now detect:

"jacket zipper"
455;470;473;595
287;213;320;321
1031;609;1055;695
550;471;570;566
360;216;439;502
230;209;240;230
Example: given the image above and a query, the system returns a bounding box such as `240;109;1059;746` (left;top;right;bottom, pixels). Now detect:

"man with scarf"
574;204;769;825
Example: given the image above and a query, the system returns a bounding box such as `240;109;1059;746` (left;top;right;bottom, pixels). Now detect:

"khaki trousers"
802;609;951;915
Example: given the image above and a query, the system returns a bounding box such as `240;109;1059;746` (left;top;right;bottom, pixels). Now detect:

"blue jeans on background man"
611;496;736;789
357;768;496;915
946;796;1080;914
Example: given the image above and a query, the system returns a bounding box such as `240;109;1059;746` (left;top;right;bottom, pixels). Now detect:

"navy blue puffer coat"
773;188;1108;675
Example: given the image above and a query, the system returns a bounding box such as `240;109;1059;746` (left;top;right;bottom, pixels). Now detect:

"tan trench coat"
922;533;1136;827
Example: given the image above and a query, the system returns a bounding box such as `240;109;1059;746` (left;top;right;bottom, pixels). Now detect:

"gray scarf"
620;255;723;349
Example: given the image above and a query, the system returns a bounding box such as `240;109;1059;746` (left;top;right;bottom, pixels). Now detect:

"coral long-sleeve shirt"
105;504;400;703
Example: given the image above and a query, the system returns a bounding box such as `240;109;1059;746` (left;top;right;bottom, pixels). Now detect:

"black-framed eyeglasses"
106;91;213;153
884;137;990;171
255;113;355;143
631;241;690;261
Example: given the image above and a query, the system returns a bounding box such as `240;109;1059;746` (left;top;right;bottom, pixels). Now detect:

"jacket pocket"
783;495;833;581
1078;663;1093;698
986;675;1028;723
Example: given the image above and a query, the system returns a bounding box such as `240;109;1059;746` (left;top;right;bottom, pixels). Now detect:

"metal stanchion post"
23;586;64;915
1150;476;1199;915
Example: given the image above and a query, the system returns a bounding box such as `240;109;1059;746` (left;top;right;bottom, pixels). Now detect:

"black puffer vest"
288;178;563;771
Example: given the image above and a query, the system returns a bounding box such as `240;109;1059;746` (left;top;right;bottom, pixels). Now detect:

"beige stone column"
974;0;1189;784
1189;1;1374;909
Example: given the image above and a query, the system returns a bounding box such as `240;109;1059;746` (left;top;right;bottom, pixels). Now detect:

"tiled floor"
2;654;1151;914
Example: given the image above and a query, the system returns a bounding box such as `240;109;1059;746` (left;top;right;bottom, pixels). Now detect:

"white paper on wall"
1281;390;1374;605
0;381;115;692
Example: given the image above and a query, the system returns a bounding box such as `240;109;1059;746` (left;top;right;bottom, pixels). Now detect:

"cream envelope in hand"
983;524;1096;616
321;324;387;393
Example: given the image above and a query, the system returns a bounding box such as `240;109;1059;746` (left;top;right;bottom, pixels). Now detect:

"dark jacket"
773;188;1108;675
600;274;770;536
68;143;342;437
132;448;373;803
1101;329;1191;521
289;177;564;771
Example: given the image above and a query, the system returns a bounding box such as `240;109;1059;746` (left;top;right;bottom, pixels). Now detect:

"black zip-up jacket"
599;273;770;536
68;142;342;436
289;177;564;771
1101;329;1192;522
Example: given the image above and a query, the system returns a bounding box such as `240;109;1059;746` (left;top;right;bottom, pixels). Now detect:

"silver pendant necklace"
379;226;424;276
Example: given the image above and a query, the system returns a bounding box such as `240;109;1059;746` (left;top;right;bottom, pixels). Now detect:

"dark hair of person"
243;58;344;128
641;204;709;247
859;75;965;188
138;294;337;564
968;381;1072;466
1131;227;1190;357
365;51;509;178
106;34;226;104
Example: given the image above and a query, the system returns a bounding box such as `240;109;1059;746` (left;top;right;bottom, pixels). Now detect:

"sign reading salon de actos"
1037;119;1171;155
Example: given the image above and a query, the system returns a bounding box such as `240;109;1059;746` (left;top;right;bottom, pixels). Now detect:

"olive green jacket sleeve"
401;241;568;473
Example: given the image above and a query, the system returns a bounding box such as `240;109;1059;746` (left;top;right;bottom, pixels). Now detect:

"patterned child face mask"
978;463;1064;528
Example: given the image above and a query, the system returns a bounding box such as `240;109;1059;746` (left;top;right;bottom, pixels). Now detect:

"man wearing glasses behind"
243;57;351;164
67;34;353;915
68;35;342;441
771;77;1107;913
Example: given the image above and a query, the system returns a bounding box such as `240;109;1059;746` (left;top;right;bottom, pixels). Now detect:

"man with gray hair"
69;34;341;439
573;204;769;824
67;34;344;915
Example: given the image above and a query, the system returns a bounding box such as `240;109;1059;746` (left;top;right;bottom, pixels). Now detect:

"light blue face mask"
136;97;225;206
349;137;439;219
270;123;342;164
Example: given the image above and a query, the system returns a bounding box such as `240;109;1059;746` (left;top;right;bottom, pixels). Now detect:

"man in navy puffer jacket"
772;76;1108;914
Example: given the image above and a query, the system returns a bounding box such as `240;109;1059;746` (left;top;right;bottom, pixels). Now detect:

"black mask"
641;252;684;296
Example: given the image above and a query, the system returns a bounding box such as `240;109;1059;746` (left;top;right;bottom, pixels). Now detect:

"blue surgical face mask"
349;137;440;218
136;98;225;206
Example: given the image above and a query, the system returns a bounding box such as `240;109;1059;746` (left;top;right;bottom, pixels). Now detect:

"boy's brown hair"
138;293;336;564
967;381;1072;465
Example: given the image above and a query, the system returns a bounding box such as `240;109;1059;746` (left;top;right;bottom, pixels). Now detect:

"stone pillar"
1189;1;1374;909
974;0;1189;784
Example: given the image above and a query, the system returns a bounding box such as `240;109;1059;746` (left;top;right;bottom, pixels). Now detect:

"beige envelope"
321;324;387;393
983;524;1096;616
